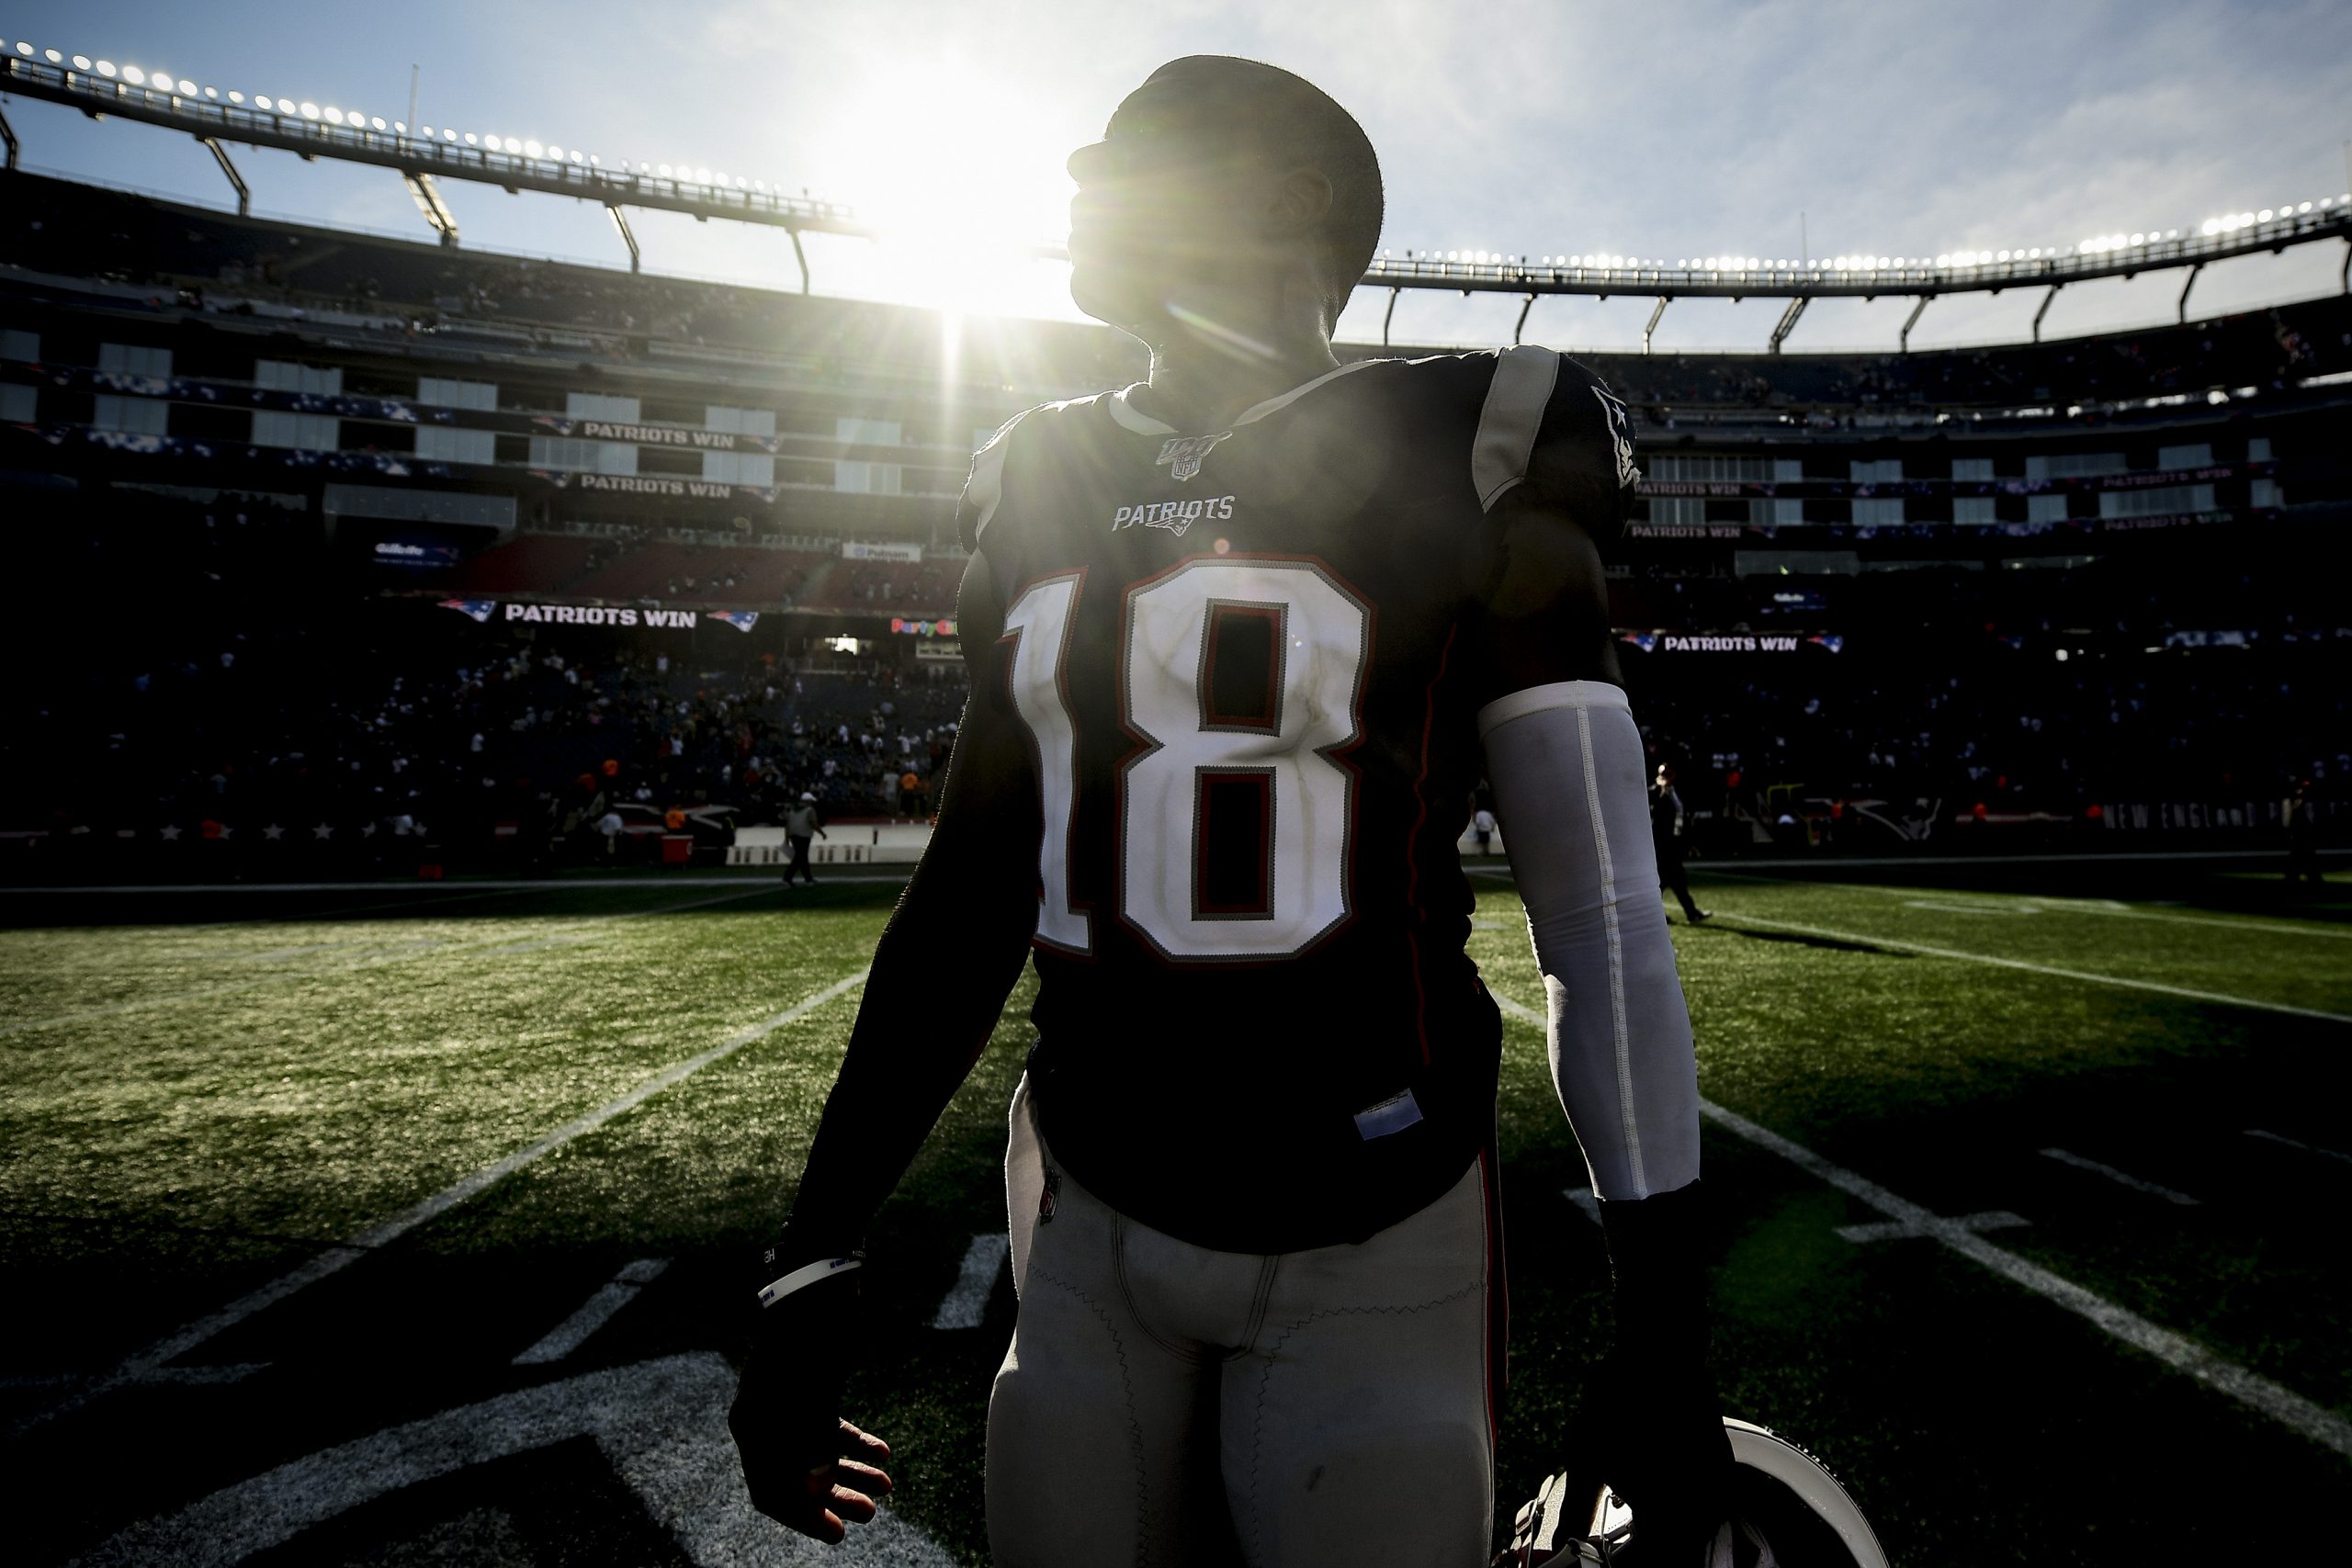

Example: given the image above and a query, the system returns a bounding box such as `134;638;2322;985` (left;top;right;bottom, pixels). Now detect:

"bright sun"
812;61;1080;320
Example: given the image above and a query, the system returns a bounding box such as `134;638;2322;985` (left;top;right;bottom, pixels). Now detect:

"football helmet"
1496;1417;1888;1568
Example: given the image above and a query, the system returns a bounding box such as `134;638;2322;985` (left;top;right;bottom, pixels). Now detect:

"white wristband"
755;1255;862;1309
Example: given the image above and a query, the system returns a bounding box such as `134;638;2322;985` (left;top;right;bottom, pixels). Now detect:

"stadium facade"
3;168;2346;874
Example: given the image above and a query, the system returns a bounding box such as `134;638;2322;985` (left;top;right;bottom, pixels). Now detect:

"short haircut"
1144;57;1384;328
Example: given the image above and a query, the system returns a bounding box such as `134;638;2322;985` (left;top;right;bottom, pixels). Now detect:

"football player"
729;56;1734;1565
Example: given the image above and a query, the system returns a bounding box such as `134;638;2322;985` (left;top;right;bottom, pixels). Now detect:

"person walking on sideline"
2284;777;2324;895
783;792;827;886
1653;762;1709;923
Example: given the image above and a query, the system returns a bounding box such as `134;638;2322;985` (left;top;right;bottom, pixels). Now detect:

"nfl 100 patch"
1156;431;1234;480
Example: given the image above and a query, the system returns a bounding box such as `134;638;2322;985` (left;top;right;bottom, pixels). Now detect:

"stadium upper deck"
3;165;2349;620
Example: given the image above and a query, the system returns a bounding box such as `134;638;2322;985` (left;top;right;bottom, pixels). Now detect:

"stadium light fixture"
2258;209;2272;221
69;52;88;69
524;139;543;157
463;131;477;145
299;101;319;118
324;107;344;124
11;41;29;57
392;119;405;133
121;64;145;84
42;48;60;62
95;59;116;75
227;90;243;103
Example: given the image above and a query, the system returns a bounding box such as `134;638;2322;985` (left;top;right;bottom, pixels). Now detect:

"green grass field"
3;857;2347;1564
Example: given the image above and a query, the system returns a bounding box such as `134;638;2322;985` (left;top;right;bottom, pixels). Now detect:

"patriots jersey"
957;347;1641;1253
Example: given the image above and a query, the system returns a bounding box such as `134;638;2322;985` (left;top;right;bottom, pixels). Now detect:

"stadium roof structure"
5;40;2348;355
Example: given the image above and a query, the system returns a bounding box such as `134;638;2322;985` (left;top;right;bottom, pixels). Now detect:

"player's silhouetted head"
1068;56;1382;339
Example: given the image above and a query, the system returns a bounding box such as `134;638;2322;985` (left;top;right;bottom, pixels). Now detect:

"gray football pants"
988;1073;1498;1567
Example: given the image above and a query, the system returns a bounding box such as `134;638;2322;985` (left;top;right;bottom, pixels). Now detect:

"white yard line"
1702;867;2352;942
929;1234;1012;1329
514;1259;670;1366
2041;1148;2200;1205
2;885;784;1036
1838;1212;2028;1244
1488;987;2352;1461
1702;910;2352;1024
14;969;869;1435
1475;870;2350;1022
71;1350;957;1567
2245;1128;2352;1168
1686;849;2346;870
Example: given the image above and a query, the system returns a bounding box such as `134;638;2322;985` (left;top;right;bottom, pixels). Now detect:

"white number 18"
1000;558;1370;962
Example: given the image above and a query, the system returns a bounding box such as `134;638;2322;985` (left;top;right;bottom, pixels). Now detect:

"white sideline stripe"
12;969;869;1436
1706;910;2352;1024
1562;1187;1602;1226
133;1362;273;1385
1489;987;2352;1461
514;1259;670;1366
1687;848;2346;870
1705;867;2352;942
1838;1212;2028;1244
929;1233;1012;1329
2041;1147;2201;1205
1;885;782;1036
2245;1128;2352;1167
1469;883;2352;1021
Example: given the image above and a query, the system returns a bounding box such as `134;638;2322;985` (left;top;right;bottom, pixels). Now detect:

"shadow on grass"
1693;922;1910;958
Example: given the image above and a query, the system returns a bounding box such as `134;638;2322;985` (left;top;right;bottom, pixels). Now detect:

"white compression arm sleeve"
1478;681;1701;1200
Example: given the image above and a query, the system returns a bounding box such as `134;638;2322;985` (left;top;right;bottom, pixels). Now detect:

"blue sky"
5;0;2347;355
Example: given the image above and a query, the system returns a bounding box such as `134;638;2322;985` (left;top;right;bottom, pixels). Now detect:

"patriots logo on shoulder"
1590;386;1641;489
1156;431;1234;481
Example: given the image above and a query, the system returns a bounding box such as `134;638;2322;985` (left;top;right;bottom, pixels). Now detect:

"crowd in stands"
7;485;2338;874
435;536;966;613
1623;559;2348;848
1;485;972;874
12;617;969;872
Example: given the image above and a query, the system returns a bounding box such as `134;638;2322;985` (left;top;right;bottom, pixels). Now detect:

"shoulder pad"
1473;348;1641;552
956;405;1040;551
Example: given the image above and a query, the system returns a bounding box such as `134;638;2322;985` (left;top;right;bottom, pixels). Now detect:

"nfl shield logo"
1156;431;1233;481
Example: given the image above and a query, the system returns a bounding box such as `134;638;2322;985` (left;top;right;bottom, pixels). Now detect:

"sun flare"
812;61;1080;319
